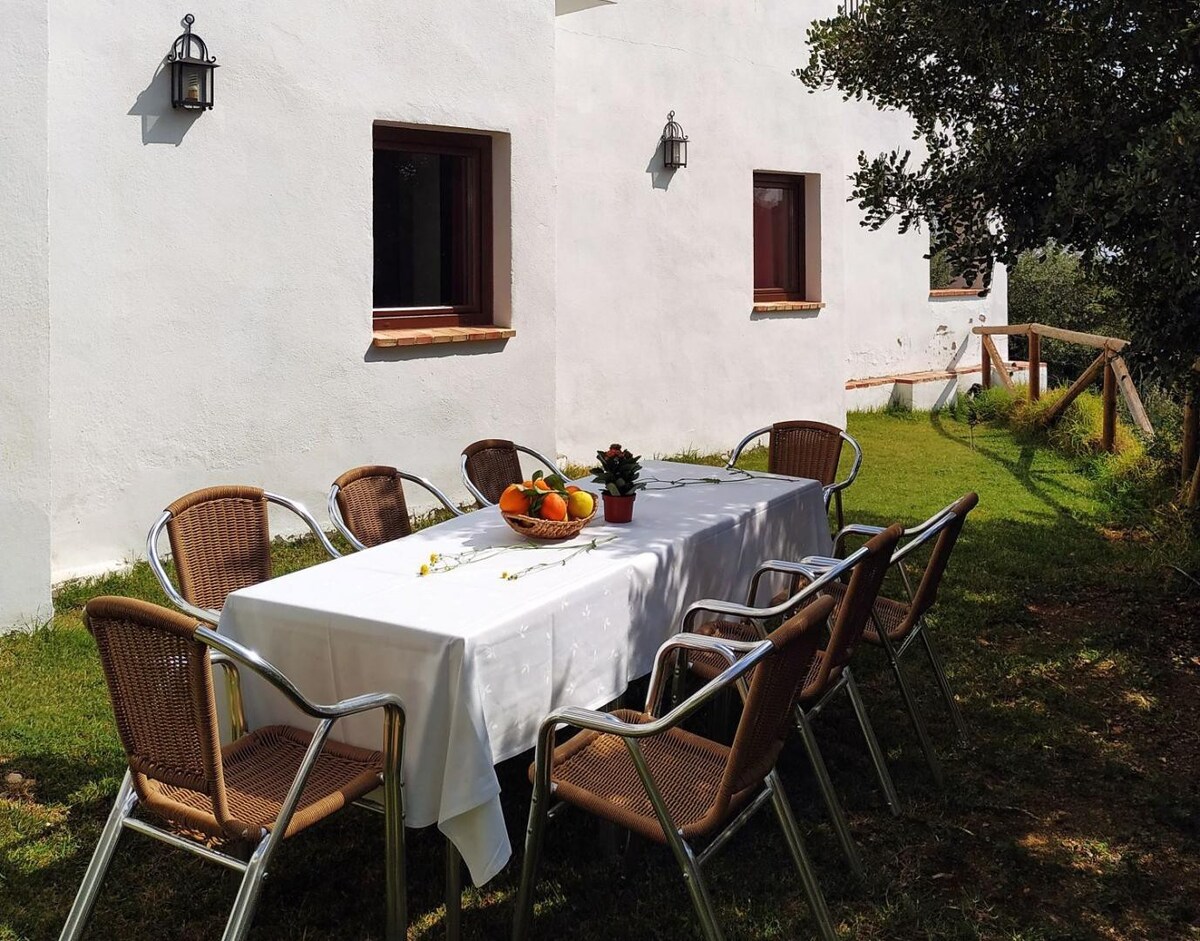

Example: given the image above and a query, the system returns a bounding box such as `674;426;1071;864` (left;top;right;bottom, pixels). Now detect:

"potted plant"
592;444;645;523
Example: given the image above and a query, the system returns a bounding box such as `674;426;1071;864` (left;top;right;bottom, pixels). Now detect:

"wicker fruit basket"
501;508;596;540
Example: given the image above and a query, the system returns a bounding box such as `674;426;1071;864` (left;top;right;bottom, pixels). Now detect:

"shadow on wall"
644;143;678;191
128;63;200;146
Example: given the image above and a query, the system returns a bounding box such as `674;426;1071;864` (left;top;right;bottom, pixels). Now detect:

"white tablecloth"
219;461;831;884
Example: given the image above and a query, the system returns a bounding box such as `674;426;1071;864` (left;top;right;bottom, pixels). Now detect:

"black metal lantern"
167;14;218;110
661;111;688;169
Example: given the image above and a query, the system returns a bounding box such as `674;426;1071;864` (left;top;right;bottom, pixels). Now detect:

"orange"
499;484;531;515
534;478;551;491
521;480;534;490
539;492;568;521
565;485;581;494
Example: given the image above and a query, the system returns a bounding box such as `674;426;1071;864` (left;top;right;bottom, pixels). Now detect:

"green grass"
3;413;1199;939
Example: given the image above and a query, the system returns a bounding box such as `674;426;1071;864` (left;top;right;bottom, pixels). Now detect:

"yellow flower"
500;571;508;579
430;552;439;563
419;564;430;576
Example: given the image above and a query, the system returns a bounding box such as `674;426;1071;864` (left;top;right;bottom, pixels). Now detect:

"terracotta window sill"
752;301;825;313
929;288;985;298
371;325;515;349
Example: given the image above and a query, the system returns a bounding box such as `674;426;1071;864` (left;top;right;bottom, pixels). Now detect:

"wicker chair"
512;597;838;941
826;492;980;779
329;465;463;551
727;420;863;529
60;597;407;941
460;439;559;507
147;485;341;626
682;525;904;878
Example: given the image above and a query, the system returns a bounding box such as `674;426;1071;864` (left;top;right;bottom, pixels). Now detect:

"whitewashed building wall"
0;0;1005;627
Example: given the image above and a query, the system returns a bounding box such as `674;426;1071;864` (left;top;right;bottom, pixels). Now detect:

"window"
373;125;492;329
753;172;808;302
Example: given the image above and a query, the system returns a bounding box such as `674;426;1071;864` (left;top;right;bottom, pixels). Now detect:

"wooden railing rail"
972;323;1152;451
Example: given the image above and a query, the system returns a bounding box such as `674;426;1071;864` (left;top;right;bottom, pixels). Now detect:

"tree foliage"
798;2;1200;384
1008;244;1123;378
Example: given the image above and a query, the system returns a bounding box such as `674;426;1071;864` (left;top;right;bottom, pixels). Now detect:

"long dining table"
219;460;833;893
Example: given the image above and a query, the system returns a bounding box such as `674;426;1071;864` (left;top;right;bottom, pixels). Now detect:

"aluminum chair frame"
726;423;863;530
512;630;837;941
328;469;464;552
59;623;408;941
824;500;974;780
460;442;559;507
147;490;340;627
680;548;899;880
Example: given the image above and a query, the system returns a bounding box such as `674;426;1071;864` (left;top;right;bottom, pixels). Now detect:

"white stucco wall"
45;1;558;578
552;0;1001;460
0;0;53;627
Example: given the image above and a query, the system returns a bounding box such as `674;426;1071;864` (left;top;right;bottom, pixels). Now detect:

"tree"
798;2;1200;384
1008;244;1123;379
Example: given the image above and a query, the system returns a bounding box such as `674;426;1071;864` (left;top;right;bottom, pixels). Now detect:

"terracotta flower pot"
602;493;636;524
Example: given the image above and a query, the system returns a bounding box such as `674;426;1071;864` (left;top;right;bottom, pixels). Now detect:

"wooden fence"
971;323;1153;453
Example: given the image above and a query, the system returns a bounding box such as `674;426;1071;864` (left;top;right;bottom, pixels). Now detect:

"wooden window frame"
753;172;807;303
372;125;493;330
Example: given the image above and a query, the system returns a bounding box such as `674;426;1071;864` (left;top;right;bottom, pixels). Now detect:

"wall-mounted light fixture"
661;111;688;169
167;14;218;110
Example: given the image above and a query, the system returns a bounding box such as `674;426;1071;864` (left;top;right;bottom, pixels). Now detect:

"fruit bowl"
501;507;596;541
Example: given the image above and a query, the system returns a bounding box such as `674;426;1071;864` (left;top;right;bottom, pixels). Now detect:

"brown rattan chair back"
84;596;233;828
768;420;844;485
908;492;979;622
165;486;272;611
462;439;523;505
810;524;903;691
334;466;413;547
721;595;833;797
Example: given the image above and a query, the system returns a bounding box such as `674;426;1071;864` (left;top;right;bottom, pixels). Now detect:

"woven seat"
538;709;755;844
152;725;381;841
515;597;839;941
460;439;558;507
63;596;409;941
794;579;911;645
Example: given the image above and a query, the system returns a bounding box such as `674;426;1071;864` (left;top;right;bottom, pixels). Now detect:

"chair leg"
445;838;463;940
920;627;968;745
766;772;839;941
884;645;944;787
793;708;865;879
844;670;902;816
835;491;845;533
666;835;726;941
58;772;137;941
220;836;275;941
512;783;552;941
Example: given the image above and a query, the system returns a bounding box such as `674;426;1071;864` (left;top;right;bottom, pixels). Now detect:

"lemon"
567;490;595;519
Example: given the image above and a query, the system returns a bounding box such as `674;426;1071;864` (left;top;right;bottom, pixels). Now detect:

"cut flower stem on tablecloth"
417;538;617;581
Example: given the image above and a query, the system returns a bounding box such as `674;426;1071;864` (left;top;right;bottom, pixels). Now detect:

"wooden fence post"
981;337;992;390
1183;392;1199;486
1102;359;1117;452
1028;329;1041;402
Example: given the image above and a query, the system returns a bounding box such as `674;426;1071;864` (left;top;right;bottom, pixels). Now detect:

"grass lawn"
2;411;1198;940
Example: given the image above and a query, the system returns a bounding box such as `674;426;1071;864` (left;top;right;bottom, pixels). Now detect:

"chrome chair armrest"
460;453;494;507
828;431;863;495
327;485;368;552
395;470;465;517
725;425;772;470
833;523;886;557
210;653;249;740
265;491;341;560
195;626;405;721
742;549;866;608
146;512;222;624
